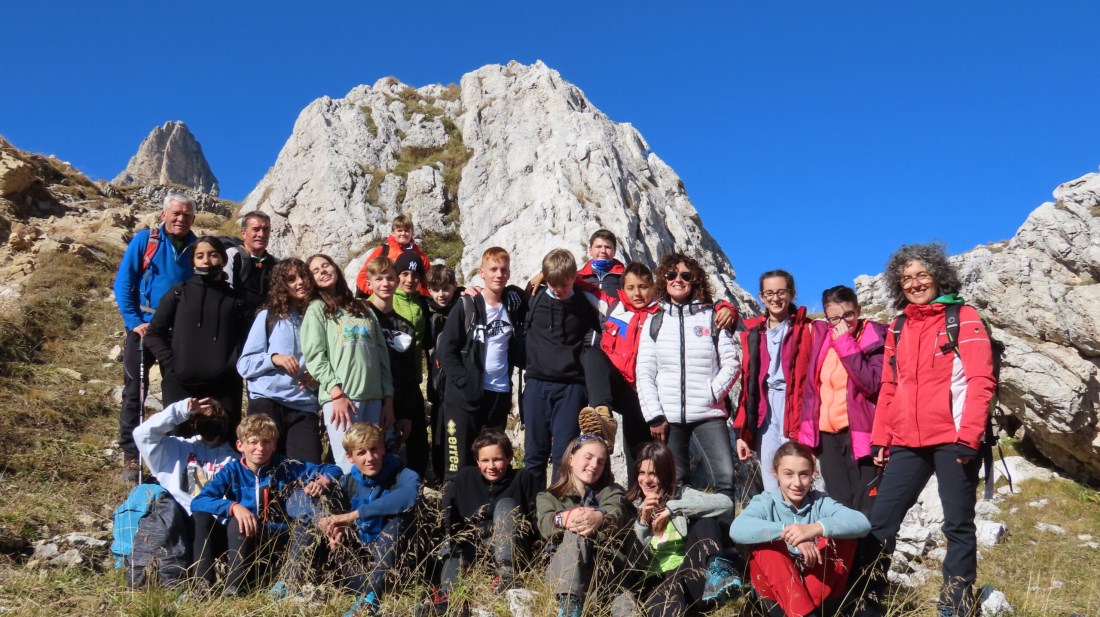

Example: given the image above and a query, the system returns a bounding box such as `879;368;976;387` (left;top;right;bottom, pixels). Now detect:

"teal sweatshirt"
729;489;870;555
300;300;393;404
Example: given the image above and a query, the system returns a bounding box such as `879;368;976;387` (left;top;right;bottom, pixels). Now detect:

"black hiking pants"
860;444;980;612
441;390;511;481
247;398;322;464
120;330;156;460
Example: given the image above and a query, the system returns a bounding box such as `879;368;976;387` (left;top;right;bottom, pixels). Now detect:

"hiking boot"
345;590;381;617
557;594;582;617
119;457;141;484
413;587;448;617
578;406;617;453
490;573;514;593
700;556;742;604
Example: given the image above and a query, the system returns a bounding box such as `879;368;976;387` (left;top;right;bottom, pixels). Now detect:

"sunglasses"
664;270;695;283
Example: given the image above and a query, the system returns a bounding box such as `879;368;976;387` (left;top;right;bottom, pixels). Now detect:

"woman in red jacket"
861;243;995;617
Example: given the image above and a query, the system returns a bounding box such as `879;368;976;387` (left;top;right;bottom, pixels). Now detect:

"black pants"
818;430;878;518
440;497;525;593
286;509;407;595
581;348;653;484
641;517;726;617
120;330;157;459
861;444;980;611
191;511;227;586
224;519;287;592
395;387;429;477
247;398;322;463
441;390;511;481
161;375;244;437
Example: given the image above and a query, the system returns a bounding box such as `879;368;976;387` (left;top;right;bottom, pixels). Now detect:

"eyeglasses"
664;270;695;283
900;272;933;289
826;311;858;325
761;289;790;300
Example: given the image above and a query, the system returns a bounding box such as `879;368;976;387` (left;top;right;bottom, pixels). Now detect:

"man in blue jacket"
112;193;197;478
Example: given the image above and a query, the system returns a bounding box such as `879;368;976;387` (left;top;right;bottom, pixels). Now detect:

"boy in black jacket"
437;248;526;481
521;249;602;487
424;264;462;481
418;429;540;615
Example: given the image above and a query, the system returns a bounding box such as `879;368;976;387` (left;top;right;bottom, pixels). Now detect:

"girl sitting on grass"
624;441;741;617
536;418;632;617
729;442;870;617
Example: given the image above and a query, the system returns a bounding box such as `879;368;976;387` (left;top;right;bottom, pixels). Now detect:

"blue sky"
4;1;1098;310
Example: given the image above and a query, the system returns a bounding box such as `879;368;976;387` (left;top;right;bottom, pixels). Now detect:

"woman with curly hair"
859;243;995;617
635;253;740;505
733;269;813;495
236;258;323;462
300;254;394;473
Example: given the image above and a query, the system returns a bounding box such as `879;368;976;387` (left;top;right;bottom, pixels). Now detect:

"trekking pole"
135;334;146;485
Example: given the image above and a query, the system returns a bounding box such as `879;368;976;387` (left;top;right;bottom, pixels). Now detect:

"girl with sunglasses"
796;285;886;517
733;270;813;494
635;253;740;507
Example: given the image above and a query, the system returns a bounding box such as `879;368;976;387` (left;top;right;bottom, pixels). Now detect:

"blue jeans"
668;418;736;502
522;378;586;487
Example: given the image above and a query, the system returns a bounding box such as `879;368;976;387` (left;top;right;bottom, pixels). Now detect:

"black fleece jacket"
437;287;526;412
441;465;541;536
522;286;601;384
145;275;248;388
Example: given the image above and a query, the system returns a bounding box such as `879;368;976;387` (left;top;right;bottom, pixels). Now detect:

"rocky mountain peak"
113;121;219;196
242;61;759;315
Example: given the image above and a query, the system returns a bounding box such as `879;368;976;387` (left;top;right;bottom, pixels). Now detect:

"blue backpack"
111;484;189;587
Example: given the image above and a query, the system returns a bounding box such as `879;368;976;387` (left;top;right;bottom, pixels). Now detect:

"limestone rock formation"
856;172;1100;482
243;61;759;315
114;121;220;196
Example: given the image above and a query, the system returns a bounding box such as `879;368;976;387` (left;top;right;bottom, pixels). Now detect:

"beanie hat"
394;251;422;276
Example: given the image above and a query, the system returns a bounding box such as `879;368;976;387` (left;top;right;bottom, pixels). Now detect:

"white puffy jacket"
636;301;741;425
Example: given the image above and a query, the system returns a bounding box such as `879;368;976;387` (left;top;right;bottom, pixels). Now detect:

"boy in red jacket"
355;214;430;296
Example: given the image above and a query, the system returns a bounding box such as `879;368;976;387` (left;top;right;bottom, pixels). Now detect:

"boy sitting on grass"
190;414;341;596
417;428;541;615
277;421;421;617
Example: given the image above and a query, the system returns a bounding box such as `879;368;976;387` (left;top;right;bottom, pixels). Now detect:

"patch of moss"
418;230;464;271
361;105;378;136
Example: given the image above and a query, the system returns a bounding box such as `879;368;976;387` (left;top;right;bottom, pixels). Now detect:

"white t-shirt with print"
482;302;513;393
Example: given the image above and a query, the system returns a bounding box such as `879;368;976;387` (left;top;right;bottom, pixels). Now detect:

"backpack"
111;484;190;588
888;303;1009;498
429;296;477;399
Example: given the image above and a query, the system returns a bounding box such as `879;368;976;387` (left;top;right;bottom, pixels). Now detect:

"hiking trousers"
818;429;878;518
119;330;156;460
864;444;980;612
522;378;586;487
640;516;726;617
441;390;511;481
247;398;322;464
749;538;857;617
582;348;652;483
440;497;522;593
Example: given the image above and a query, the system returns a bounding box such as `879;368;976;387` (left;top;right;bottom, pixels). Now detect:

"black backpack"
888;303;1010;498
429;295;478;400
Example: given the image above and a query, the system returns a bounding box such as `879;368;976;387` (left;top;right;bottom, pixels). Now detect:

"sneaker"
267;581;296;602
557;593;582;617
578;406;617;453
413;587;448;617
490;573;515;593
345;590;381;617
700;556;742;604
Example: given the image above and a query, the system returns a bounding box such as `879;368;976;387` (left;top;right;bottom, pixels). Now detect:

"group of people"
111;193;997;617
